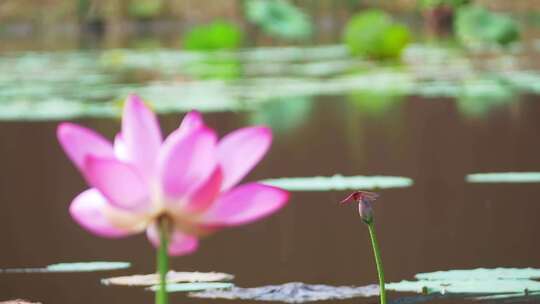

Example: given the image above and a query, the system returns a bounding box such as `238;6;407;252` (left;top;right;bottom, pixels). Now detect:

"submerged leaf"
260;175;413;191
102;271;234;286
148;282;234;293
466;172;540;183
190;282;379;303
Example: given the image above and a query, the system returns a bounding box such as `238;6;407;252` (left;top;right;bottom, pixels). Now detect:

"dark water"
1;91;540;303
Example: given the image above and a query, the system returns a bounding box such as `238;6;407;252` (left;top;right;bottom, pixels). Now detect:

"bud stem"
367;221;387;304
156;216;170;304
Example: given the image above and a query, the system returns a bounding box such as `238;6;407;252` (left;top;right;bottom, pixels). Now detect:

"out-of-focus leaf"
1;262;130;273
343;9;411;59
46;262;131;272
102;271;234;286
183;21;243;51
417;0;470;9
260;175;413;191
128;0;163;19
466;172;540;183
245;0;312;40
416;268;540;281
455;6;520;47
148;282;234;293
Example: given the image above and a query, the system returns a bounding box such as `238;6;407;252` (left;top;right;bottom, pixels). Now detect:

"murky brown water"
1;92;540;303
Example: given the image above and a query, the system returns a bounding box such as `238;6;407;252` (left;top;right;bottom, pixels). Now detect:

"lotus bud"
340;191;379;224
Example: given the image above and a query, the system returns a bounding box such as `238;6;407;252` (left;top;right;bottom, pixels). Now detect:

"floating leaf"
1;262;130;273
45;262;131;272
416;268;540;281
466;172;540;183
389;268;540;297
260;175;413;191
190;282;379;303
387;279;540;294
148;282;234;293
102;271;234;286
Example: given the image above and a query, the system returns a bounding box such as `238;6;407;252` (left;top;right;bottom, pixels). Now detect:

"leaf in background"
466;172;540;183
1;262;130;273
455;5;520;47
45;262;131;272
260;175;413;191
245;0;312;40
102;271;234;286
128;0;163;19
417;0;471;10
416;268;540;281
183;21;243;51
343;9;411;60
148;282;234;293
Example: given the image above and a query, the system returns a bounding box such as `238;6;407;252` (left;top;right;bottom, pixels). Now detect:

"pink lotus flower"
57;94;289;256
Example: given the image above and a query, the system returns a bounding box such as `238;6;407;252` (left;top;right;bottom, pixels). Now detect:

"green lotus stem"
156;217;169;304
367;220;386;304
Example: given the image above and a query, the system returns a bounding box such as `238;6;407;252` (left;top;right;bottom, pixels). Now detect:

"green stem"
156;217;169;304
367;221;387;304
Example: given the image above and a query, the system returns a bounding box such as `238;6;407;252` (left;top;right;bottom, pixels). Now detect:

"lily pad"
1;262;130;273
466;172;540;183
260;175;413;191
46;262;130;272
387;279;540;294
102;271;234;286
148;282;234;293
189;282;379;303
416;268;540;281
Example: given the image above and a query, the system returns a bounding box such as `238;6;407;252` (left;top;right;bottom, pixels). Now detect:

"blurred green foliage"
245;0;312;40
182;21;243;51
343;9;411;59
417;0;470;9
455;5;520;47
128;0;163;19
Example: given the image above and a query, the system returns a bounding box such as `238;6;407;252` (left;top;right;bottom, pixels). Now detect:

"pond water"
1;23;540;304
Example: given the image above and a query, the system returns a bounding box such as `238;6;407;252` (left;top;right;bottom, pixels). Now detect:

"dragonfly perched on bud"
340;191;379;224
